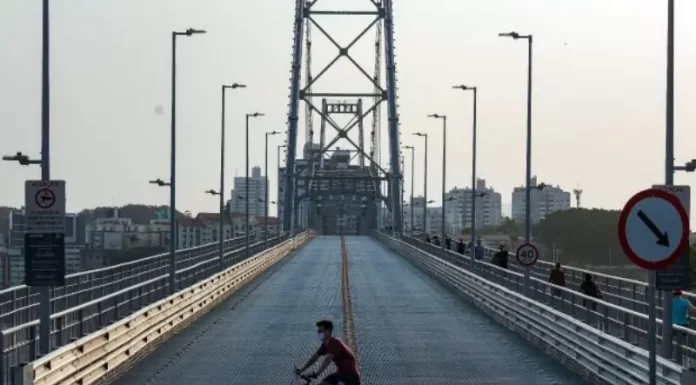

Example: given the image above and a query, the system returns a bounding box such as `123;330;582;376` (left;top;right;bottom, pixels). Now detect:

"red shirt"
316;337;359;376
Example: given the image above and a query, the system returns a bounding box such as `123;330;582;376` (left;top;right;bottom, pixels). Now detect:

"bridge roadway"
111;236;588;385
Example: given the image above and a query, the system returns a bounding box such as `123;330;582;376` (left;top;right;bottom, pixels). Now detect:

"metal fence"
403;235;696;321
0;233;286;385
378;233;688;385
399;235;696;367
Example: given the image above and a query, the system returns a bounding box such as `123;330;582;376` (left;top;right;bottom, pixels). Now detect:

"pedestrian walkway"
110;236;589;385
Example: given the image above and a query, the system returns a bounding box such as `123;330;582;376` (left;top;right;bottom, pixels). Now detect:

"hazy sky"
2;0;696;223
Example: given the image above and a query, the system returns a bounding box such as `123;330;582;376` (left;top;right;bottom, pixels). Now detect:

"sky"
2;0;696;223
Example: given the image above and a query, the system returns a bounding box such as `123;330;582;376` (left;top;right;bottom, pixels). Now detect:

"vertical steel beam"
284;0;306;231
383;0;402;233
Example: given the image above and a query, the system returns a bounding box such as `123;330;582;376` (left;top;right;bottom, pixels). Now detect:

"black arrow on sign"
637;210;670;247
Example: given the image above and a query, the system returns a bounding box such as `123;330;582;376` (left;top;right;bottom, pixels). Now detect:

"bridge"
1;1;695;385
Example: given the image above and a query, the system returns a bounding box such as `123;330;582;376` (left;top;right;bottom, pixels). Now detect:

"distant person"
548;263;566;297
672;290;695;327
672;290;696;353
445;236;452;250
456;238;465;254
491;245;508;269
473;239;484;261
579;273;602;311
433;236;441;246
425;234;431;243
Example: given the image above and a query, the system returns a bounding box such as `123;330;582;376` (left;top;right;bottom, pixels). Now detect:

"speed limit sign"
516;243;539;266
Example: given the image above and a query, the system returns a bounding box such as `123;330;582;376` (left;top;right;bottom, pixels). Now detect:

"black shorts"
322;372;360;385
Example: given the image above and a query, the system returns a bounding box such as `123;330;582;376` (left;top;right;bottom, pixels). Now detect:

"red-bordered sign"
516;242;539;267
35;188;56;209
618;188;689;270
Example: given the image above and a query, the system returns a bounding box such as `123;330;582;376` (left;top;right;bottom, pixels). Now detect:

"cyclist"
295;320;361;385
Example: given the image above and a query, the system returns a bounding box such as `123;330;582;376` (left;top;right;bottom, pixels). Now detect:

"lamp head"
186;28;206;36
499;31;520;39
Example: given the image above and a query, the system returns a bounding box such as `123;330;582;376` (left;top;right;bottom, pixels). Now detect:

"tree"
532;208;625;266
496;217;521;238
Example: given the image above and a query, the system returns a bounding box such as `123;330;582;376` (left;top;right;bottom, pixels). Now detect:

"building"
426;207;443;235
511;176;571;224
0;235;8;288
444;179;503;233
229;166;268;218
404;196;427;232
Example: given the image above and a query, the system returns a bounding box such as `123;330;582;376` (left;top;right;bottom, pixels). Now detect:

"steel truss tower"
283;0;403;233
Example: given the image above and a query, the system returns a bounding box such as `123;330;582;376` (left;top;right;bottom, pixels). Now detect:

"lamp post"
264;131;282;247
277;144;287;231
170;27;205;294
219;83;246;270
245;112;265;257
427;114;447;249
204;189;224;269
413;133;428;233
453;85;478;262
403;146;415;233
4;0;57;355
499;31;533;295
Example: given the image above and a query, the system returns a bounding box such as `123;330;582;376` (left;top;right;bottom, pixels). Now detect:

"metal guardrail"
0;233;261;330
403;235;696;323
377;233;691;385
7;232;313;385
0;233;287;385
401;236;696;367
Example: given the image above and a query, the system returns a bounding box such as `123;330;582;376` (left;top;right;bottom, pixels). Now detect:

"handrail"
0;234;288;385
378;233;688;385
0;232;257;297
400;235;696;364
403;235;696;317
9;232;312;385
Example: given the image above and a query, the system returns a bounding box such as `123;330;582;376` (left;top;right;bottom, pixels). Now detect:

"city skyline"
3;1;695;224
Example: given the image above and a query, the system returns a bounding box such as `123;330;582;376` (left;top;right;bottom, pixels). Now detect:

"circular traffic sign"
618;188;689;270
516;243;539;266
35;188;56;209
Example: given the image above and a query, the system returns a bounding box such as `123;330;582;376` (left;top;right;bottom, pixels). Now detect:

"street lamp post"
404;146;415;233
220;83;246;270
413;133;428;233
170;27;205;294
245;112;265;257
428;114;447;249
204;189;224;269
264;131;281;247
499;31;533;295
277;144;287;231
659;0;676;367
453;85;478;263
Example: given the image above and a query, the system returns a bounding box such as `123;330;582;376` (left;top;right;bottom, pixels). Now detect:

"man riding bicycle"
295;320;361;385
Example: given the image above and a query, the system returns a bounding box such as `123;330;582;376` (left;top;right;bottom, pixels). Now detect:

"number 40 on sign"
516;243;540;267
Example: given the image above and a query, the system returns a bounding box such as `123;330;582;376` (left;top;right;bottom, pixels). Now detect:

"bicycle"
294;367;318;384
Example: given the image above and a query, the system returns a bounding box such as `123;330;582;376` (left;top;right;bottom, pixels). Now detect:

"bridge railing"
0;233;260;330
400;235;696;366
378;233;690;385
4;232;312;385
403;235;696;322
0;233;286;385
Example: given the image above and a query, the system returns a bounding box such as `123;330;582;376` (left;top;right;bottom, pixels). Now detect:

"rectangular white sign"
25;180;66;234
652;184;691;217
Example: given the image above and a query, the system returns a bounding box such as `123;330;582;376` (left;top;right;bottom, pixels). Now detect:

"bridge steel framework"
283;0;403;233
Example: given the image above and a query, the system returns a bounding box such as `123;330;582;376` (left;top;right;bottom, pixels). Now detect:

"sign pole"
647;271;657;385
39;0;51;356
661;0;676;358
618;188;688;385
